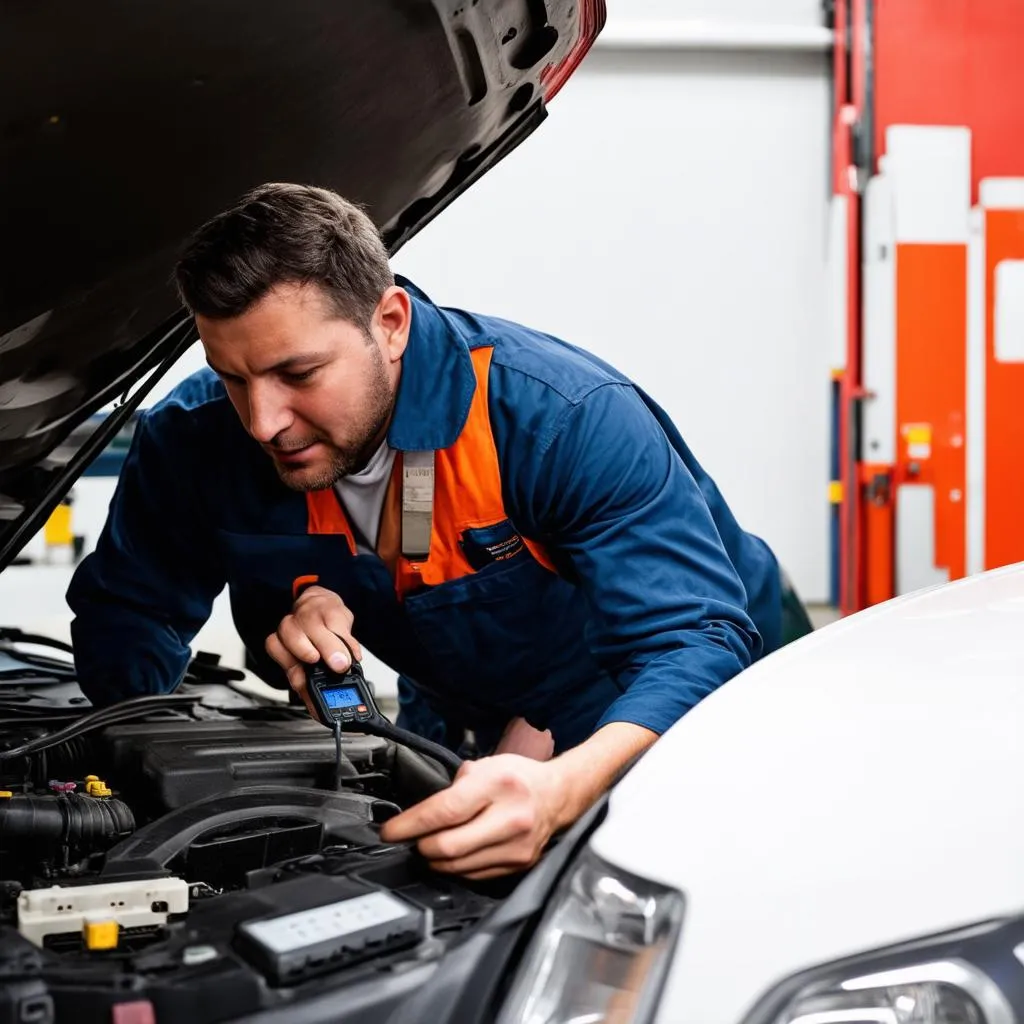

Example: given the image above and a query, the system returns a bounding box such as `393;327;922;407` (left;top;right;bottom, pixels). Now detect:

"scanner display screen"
322;686;361;710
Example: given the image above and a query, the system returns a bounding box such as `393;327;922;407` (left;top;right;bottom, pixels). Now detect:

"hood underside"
0;0;603;568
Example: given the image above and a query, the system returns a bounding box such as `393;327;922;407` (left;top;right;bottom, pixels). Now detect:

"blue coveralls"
67;280;782;752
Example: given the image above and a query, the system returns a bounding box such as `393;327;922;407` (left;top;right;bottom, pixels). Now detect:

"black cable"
0;628;75;655
359;719;463;776
0;704;81;719
332;719;344;792
0;694;197;760
312;636;464;778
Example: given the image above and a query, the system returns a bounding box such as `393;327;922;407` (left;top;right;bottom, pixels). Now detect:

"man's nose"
247;382;291;444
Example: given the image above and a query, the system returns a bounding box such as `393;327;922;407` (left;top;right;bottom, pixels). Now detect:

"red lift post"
833;0;1024;612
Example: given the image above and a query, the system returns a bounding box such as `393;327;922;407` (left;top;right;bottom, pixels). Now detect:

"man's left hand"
378;754;568;880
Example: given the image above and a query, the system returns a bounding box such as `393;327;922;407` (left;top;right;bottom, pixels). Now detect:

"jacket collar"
386;276;477;452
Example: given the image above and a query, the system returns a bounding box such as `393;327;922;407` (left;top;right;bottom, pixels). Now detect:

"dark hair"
174;182;394;330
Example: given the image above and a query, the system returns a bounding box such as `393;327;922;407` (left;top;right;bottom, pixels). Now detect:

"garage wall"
392;3;833;600
620;0;824;24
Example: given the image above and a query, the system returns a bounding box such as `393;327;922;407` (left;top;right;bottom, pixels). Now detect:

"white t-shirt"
333;442;397;555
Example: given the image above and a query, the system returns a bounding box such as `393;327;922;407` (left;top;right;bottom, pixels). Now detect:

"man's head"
174;182;410;490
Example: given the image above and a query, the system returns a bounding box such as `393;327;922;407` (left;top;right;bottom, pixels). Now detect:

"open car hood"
0;0;604;570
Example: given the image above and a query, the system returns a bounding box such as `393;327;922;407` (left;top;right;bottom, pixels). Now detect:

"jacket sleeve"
66;404;226;706
509;381;762;737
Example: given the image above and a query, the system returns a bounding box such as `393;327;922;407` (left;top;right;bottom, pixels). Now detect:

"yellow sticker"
902;422;932;460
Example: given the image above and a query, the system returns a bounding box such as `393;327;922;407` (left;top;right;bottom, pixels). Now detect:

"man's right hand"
265;585;362;713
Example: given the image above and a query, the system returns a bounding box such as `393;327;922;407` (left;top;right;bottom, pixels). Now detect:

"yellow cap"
83;919;119;950
84;775;99;783
0;791;12;799
85;780;112;798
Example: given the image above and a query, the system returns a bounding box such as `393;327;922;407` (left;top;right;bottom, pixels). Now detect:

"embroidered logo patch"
484;533;524;562
460;521;525;570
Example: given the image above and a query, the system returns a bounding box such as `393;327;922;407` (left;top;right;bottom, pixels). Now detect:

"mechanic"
66;182;812;879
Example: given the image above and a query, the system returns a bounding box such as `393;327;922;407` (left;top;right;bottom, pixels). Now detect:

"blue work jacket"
67;280;782;752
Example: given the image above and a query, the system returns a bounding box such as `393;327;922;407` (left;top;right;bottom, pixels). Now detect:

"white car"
498;563;1024;1024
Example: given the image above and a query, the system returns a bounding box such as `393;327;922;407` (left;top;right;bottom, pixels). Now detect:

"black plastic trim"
384;794;610;1024
739;916;1024;1024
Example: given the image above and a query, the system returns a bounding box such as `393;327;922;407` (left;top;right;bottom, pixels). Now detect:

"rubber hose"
0;794;135;846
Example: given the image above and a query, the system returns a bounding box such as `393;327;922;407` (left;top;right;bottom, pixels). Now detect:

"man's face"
198;282;409;491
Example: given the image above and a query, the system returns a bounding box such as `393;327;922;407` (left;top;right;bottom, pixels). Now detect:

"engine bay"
0;633;515;1023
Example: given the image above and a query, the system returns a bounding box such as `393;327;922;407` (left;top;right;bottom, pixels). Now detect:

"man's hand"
265;585;362;713
495;717;555;761
380;755;568;879
380;722;659;879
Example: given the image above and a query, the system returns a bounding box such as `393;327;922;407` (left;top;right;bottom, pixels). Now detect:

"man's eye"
284;368;319;383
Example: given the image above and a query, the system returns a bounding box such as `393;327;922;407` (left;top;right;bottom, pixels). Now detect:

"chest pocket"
459;520;528;570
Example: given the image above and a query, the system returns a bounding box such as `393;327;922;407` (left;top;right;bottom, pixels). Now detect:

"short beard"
275;342;393;492
277;448;350;493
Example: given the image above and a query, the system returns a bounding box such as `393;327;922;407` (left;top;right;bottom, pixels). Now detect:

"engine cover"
100;718;393;809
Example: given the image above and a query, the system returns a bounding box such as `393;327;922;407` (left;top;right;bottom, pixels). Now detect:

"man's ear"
374;286;411;362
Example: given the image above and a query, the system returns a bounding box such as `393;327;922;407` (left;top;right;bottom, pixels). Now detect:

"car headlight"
496;846;685;1024
746;919;1024;1024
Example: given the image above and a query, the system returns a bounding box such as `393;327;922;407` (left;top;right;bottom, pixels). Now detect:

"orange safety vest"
303;346;555;600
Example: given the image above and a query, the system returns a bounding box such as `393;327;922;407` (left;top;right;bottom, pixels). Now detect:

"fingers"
307;606;363;671
382;799;542;878
273;587;361;667
379;757;557;879
461;865;527;881
274;614;322;666
264;585;363;712
413;793;547;878
416;801;537;864
379;764;491;843
430;843;540;879
266;589;362;667
265;632;307;693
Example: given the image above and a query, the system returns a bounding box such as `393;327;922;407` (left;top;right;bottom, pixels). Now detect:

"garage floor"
808;604;842;630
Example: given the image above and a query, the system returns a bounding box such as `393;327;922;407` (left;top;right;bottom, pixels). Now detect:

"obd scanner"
306;648;462;779
308;669;373;729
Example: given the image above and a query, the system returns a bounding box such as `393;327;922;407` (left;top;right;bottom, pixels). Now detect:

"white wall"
612;0;825;25
393;9;833;600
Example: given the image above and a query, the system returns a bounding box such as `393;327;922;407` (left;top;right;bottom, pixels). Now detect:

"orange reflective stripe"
414;347;504;585
305;489;357;555
302;346;554;599
395;346;555;597
292;574;320;601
